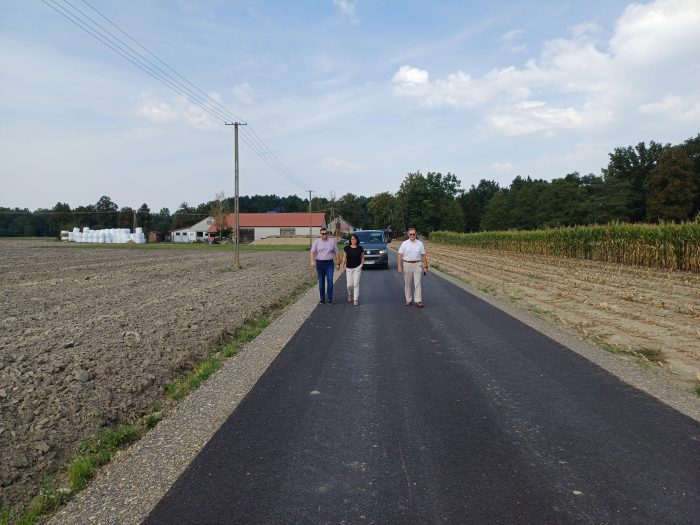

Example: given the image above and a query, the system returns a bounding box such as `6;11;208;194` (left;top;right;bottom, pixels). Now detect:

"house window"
280;228;295;238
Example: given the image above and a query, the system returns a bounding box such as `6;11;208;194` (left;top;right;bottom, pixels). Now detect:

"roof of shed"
208;212;326;232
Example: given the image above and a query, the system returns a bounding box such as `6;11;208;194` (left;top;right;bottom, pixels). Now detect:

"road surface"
145;251;699;524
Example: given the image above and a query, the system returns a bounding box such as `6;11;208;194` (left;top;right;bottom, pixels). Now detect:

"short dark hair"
349;233;359;244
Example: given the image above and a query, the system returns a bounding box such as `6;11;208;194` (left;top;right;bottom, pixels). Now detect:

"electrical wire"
39;0;310;192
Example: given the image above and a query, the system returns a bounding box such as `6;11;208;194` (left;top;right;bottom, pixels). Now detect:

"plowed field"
0;240;312;513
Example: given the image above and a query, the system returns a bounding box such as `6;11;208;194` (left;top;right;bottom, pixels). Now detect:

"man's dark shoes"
319;299;325;304
416;302;424;308
327;300;333;305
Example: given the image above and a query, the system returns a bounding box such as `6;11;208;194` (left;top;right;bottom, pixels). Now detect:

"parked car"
352;230;389;269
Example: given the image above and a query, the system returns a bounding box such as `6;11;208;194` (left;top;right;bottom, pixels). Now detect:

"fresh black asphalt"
145;251;699;524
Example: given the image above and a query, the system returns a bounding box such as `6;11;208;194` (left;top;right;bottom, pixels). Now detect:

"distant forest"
1;134;698;238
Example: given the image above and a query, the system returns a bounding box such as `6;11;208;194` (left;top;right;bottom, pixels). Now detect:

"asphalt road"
145;251;699;524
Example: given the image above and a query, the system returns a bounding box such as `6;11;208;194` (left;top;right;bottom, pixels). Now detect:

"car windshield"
355;231;384;243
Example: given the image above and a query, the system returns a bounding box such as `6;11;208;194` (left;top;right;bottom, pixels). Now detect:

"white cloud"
487;102;611;136
501;29;524;41
610;0;700;66
390;0;700;137
392;65;532;110
392;65;429;86
138;101;179;123
333;0;358;24
136;93;219;129
640;95;700;121
318;155;364;175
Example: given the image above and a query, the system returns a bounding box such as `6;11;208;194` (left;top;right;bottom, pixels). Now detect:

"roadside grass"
0;413;157;525
2;278;314;525
589;337;666;365
528;305;552;318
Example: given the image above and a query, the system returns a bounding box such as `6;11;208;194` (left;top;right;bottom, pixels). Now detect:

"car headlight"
379;249;387;254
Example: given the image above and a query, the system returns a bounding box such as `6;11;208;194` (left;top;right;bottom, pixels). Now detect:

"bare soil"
418;240;700;388
0;240;312;513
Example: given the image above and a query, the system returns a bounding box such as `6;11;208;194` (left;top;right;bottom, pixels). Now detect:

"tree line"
1;134;698;238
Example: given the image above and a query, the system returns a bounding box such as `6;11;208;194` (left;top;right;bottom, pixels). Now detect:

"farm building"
328;215;354;237
170;216;215;243
208;212;327;243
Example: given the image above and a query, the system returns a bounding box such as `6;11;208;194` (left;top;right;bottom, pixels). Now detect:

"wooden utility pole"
226;121;246;268
308;190;313;248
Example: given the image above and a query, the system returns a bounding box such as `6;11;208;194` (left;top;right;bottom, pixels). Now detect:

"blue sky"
1;0;699;212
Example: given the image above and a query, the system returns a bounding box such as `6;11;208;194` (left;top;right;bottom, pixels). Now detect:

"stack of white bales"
67;227;146;244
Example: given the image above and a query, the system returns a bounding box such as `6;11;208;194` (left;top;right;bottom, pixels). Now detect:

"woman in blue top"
341;233;365;306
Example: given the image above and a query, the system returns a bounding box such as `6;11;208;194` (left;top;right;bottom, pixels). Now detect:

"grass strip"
0;414;158;525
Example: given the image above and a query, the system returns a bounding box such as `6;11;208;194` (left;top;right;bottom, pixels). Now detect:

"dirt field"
0;240;313;513
418;240;700;388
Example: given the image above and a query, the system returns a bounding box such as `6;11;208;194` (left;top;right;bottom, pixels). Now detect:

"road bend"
145;251;699;524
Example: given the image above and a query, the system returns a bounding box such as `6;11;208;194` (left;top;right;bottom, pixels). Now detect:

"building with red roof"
207;212;327;243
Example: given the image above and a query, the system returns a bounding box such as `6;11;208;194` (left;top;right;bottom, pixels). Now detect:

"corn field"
430;222;700;273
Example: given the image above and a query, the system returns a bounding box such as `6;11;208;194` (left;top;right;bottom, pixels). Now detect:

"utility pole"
226;121;246;269
133;209;136;232
308;190;313;249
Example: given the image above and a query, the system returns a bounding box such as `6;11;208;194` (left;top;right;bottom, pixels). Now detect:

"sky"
1;0;699;213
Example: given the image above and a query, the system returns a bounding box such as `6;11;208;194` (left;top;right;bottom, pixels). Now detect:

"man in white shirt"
397;227;428;307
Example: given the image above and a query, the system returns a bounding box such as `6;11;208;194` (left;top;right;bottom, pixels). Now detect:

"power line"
40;0;310;192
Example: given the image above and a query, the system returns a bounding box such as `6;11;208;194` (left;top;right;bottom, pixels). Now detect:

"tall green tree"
279;194;306;212
602;141;666;222
94;195;119;229
47;202;73;235
367;192;397;230
397;171;462;234
137;204;151;232
152;208;171;233
457;179;500;231
508;176;546;230
118;207;134;229
73;205;95;230
480;189;512;230
171;202;196;229
646;147;696;222
536;173;588;227
679;134;700;218
336;193;367;229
